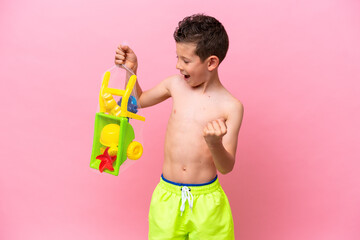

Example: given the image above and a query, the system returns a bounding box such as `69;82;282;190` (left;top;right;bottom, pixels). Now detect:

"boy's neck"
199;69;222;94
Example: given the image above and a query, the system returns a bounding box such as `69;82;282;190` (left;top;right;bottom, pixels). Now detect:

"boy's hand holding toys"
115;45;138;73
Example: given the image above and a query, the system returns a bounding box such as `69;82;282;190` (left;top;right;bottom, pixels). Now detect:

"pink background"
1;0;359;239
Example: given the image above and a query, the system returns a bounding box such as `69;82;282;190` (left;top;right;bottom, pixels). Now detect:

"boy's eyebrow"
176;51;192;61
176;54;190;60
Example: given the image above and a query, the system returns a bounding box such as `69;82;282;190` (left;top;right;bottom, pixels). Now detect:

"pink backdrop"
1;0;359;239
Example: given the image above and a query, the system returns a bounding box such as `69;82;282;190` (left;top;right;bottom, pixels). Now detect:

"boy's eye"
176;56;189;64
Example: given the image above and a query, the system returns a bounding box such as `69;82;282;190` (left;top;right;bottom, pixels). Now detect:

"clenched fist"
203;118;227;145
115;44;138;73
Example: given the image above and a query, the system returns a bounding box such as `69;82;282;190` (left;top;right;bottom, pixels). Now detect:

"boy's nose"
176;60;182;70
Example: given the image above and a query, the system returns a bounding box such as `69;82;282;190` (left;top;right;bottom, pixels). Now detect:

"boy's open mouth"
184;74;190;79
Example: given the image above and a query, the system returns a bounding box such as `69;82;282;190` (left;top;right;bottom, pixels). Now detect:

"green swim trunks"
148;175;234;240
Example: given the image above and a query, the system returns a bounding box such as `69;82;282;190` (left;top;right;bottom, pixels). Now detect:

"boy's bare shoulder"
162;74;183;88
220;87;244;119
219;86;243;106
162;74;189;94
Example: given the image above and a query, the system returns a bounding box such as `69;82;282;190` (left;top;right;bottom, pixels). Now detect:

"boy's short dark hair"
173;14;229;64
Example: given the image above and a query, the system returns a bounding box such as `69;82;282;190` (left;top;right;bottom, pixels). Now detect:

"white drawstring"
180;186;193;216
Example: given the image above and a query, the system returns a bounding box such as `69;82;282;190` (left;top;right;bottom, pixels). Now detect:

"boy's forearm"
207;141;235;174
134;80;143;103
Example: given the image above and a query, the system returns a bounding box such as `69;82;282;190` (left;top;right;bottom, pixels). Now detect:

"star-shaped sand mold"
96;147;117;173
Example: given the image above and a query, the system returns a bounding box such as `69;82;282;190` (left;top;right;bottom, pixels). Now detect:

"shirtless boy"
115;14;243;240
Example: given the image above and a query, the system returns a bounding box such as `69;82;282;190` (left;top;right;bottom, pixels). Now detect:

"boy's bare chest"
171;94;227;125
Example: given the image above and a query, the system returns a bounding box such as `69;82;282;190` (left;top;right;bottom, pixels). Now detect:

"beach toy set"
90;67;145;176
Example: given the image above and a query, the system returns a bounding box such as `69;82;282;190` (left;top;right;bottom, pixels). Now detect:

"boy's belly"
162;119;217;184
162;160;217;184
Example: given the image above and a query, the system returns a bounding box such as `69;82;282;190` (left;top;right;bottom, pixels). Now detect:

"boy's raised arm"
203;101;244;174
115;45;171;108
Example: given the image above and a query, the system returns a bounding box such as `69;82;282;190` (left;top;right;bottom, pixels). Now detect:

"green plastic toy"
90;71;145;176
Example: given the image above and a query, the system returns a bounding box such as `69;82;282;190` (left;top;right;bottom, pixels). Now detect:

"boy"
115;14;243;240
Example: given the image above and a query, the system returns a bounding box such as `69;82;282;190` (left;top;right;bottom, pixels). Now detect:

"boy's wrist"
130;63;138;74
205;138;223;149
124;64;137;75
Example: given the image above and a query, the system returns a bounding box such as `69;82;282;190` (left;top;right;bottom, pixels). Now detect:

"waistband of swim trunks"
159;174;220;195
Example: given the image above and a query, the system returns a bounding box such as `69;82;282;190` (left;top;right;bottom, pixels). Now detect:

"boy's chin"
180;75;204;87
187;79;204;88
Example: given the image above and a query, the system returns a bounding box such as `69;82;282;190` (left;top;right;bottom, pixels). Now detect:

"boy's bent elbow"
218;164;234;175
219;169;233;175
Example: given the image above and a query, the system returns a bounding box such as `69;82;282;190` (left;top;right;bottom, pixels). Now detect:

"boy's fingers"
203;127;208;136
117;45;123;52
207;122;215;132
212;120;223;135
117;44;128;53
203;123;214;136
116;49;125;55
114;57;124;65
219;118;226;127
115;54;125;60
217;119;227;134
203;125;212;136
120;44;134;54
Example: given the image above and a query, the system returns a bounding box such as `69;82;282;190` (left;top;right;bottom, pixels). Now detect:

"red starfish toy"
96;147;116;173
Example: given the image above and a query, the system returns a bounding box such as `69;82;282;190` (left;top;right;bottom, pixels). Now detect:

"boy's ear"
207;56;219;71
